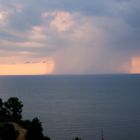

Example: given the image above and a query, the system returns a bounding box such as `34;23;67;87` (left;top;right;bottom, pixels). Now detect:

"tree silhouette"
0;98;7;122
0;98;3;121
0;123;19;140
43;136;51;140
4;97;23;121
0;97;51;140
26;117;44;140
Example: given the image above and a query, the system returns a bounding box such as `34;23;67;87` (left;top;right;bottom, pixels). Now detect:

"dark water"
0;75;140;140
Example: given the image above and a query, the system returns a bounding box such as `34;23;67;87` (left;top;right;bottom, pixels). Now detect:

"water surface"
0;75;140;140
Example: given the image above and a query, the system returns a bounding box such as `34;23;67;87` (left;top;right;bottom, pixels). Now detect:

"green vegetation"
0;97;82;140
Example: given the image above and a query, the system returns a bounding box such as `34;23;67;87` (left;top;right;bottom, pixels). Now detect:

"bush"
0;123;19;140
26;117;44;140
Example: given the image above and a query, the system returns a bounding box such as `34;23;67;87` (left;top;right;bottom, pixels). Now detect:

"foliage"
0;123;19;140
0;97;51;140
4;97;23;121
0;97;23;122
0;97;83;140
0;98;8;121
0;98;4;121
26;117;44;140
19;119;50;140
43;136;51;140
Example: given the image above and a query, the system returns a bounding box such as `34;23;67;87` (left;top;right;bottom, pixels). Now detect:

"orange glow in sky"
130;57;140;74
0;61;55;75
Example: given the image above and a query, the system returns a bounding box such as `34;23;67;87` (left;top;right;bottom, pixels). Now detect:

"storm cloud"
0;0;140;74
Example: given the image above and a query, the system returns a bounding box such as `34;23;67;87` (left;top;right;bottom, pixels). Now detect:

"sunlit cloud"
0;11;5;21
0;59;55;75
0;0;140;74
30;26;46;41
0;11;9;26
130;57;140;74
49;11;74;32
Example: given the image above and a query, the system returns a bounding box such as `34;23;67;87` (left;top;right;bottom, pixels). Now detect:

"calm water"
0;75;140;140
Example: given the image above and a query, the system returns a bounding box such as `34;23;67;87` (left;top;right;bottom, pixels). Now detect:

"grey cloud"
2;0;140;30
0;0;140;74
7;7;42;31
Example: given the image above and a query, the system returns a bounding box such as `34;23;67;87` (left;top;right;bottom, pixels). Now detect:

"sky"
0;0;140;75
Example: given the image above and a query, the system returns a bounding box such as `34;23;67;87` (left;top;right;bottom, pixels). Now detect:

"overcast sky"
0;0;140;74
